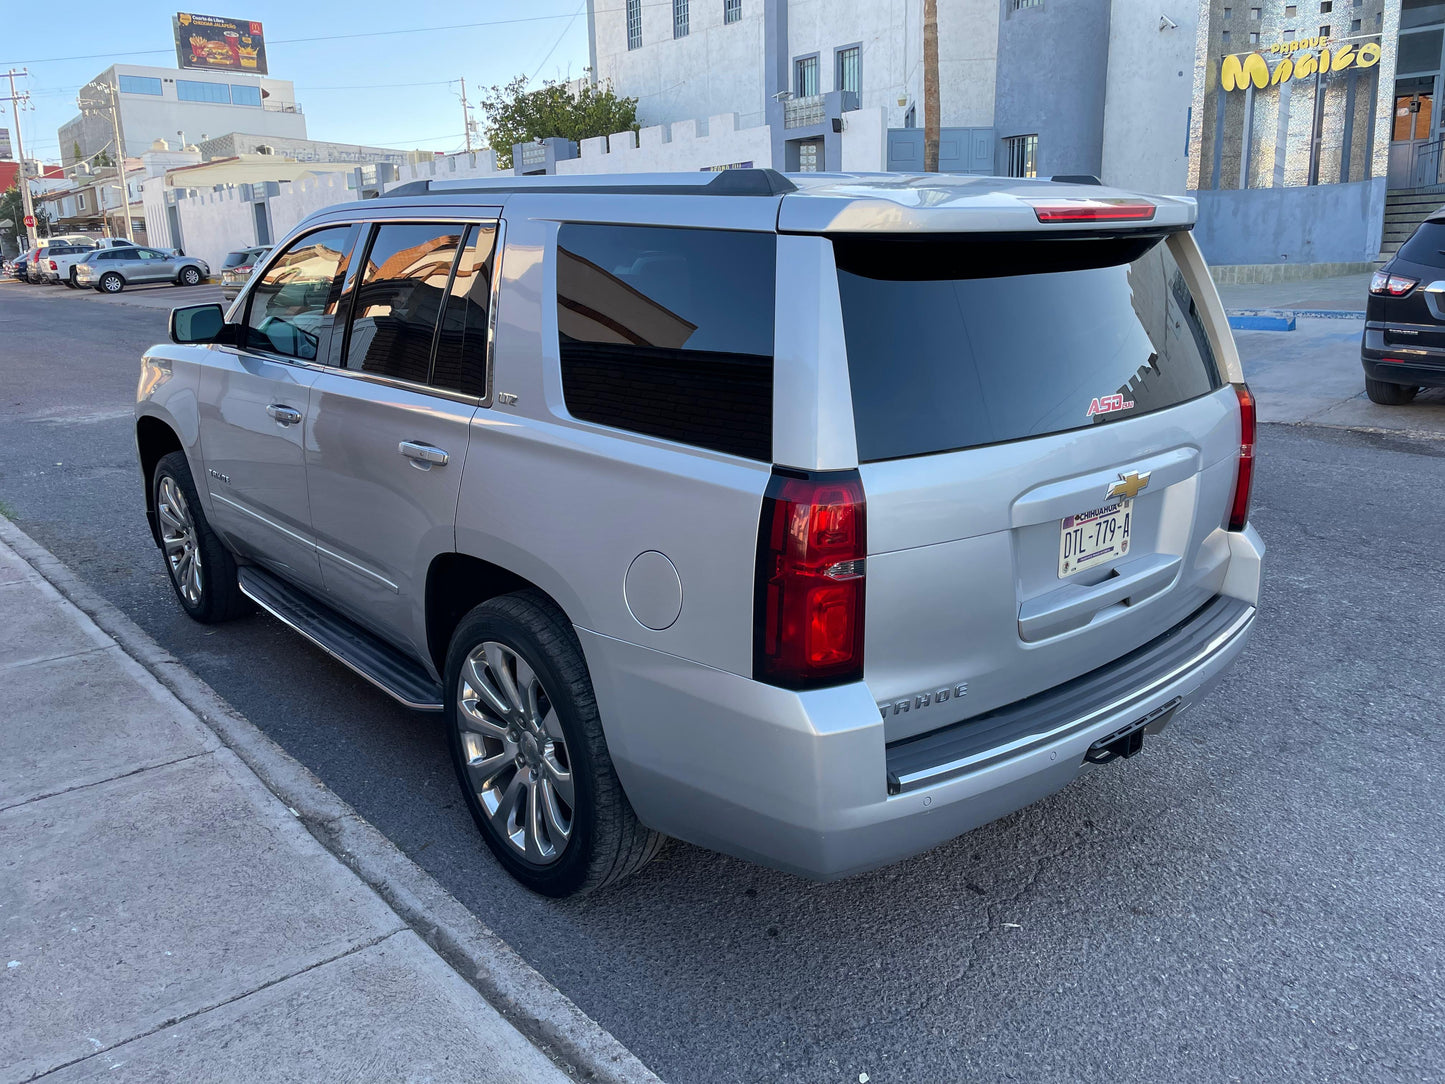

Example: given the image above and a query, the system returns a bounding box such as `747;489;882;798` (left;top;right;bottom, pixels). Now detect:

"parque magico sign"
1220;39;1382;91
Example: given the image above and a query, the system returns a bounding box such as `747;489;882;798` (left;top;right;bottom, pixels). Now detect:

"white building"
585;0;1199;195
57;63;306;170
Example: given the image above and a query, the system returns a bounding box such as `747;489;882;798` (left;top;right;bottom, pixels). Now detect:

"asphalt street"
2;281;1442;1084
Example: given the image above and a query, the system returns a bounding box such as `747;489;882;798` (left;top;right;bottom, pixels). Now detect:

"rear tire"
152;451;252;623
445;591;665;897
1365;377;1418;406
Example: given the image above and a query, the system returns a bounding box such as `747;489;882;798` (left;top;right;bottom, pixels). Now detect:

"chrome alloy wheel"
157;476;203;605
457;642;575;864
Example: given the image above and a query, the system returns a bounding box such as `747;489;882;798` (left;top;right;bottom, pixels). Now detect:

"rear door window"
430;224;498;398
834;234;1222;462
244;225;355;362
343;223;465;385
1398;221;1445;266
555;223;776;461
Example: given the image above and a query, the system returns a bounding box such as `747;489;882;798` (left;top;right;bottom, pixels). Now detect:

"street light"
76;80;133;242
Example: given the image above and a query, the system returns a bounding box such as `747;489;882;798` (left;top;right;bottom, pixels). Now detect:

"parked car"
136;170;1264;897
25;245;58;283
32;241;99;286
219;245;272;302
75;247;209;293
1362;213;1445;405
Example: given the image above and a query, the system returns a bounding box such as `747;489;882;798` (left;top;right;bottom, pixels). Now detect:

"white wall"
1100;7;1199;194
592;2;767;127
840;107;887;170
555;114;775;173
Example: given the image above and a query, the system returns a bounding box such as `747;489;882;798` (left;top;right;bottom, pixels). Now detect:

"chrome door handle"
266;403;303;427
399;441;449;466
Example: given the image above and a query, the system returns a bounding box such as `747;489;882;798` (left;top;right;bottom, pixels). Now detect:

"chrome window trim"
236;222;360;362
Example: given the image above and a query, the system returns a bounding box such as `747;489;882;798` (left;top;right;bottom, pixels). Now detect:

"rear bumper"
1362;325;1445;387
583;525;1265;881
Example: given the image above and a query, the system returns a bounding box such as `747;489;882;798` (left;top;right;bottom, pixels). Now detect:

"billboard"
173;13;267;75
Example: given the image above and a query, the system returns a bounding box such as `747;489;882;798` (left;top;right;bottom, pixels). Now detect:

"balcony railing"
262;100;302;114
783;94;825;129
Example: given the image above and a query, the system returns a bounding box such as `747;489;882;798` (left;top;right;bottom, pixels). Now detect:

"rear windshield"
1398;221;1445;266
222;251;252;268
835;234;1222;462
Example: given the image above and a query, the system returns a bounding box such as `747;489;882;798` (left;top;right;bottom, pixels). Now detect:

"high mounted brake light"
1228;384;1256;533
754;469;867;689
1030;199;1157;224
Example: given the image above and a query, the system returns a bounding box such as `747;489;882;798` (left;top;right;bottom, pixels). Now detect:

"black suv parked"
1364;214;1445;404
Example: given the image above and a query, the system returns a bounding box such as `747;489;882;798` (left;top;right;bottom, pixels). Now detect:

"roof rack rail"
381;168;797;200
1049;174;1103;185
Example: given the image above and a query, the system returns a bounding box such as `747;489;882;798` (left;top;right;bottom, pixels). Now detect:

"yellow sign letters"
1221;40;1380;91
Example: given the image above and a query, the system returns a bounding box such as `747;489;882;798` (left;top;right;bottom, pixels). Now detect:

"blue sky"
2;1;595;162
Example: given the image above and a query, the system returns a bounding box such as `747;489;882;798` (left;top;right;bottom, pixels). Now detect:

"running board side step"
238;566;444;711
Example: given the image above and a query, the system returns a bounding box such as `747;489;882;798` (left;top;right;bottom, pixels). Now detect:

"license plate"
1059;499;1131;577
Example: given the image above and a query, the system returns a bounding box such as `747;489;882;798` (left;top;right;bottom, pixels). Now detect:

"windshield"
834;233;1222;462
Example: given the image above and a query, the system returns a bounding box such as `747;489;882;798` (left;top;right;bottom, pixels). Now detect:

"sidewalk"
0;526;641;1083
1216;271;1371;315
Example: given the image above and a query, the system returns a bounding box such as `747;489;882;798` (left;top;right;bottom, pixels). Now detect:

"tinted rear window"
223;251;254;268
835;234;1222;462
556;224;776;461
1399;221;1445;266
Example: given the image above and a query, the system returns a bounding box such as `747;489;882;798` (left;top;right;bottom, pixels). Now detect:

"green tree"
480;73;638;170
71;140;82;165
0;186;51;246
92;149;112;168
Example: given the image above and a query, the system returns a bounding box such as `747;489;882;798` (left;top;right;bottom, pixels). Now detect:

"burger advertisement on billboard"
172;13;268;75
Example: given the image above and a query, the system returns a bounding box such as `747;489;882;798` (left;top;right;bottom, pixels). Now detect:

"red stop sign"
23;214;35;228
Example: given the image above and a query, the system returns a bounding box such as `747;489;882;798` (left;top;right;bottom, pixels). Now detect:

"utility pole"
3;68;39;253
78;80;134;242
922;0;940;172
459;76;474;155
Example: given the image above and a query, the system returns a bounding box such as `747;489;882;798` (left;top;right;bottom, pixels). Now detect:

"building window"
1222;28;1231;42
626;0;642;49
1009;0;1042;10
1004;134;1038;178
1285;3;1296;13
231;83;262;107
673;0;689;38
1319;23;1330;35
1250;7;1261;18
117;75;163;96
1284;29;1296;38
1350;17;1361;29
1249;30;1260;42
837;45;860;96
176;80;231;104
724;0;741;22
1223;6;1231;17
1319;0;1331;10
904;104;916;128
795;55;819;97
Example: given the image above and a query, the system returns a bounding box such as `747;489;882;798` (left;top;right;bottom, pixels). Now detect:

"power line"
0;6;663;67
528;2;587;86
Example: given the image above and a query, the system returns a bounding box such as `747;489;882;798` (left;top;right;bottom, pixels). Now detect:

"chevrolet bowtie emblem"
1107;470;1152;501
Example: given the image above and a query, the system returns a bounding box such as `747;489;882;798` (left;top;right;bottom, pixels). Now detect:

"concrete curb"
0;515;662;1084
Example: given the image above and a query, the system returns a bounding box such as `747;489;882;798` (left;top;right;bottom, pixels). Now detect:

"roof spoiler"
382;168;797;200
1049;174;1103;185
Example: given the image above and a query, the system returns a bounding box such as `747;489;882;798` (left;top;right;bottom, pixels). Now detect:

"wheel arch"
424;552;578;679
136;415;185;546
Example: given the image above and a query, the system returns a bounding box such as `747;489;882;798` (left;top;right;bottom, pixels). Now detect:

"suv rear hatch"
817;218;1240;742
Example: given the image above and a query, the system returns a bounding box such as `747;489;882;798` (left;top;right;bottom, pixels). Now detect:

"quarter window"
343;224;465;385
556;224;776;460
244;225;354;361
431;224;499;398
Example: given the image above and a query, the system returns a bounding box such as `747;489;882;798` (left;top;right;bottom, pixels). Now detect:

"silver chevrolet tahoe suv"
136;170;1263;897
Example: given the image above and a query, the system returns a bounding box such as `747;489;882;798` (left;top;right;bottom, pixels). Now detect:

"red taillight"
1029;199;1157;223
754;470;867;689
1369;270;1419;297
46;259;57;270
1228;384;1256;532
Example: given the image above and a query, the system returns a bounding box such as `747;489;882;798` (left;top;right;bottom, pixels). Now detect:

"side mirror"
169;303;234;346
